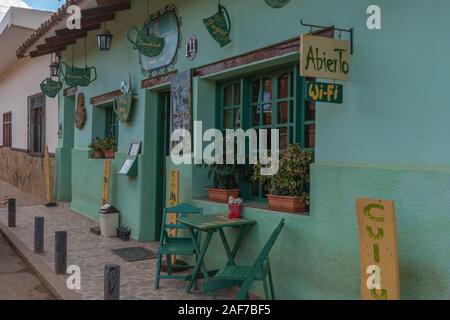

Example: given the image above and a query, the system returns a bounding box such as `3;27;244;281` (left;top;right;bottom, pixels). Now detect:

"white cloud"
0;0;31;21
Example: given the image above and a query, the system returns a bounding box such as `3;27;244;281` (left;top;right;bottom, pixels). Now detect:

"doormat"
111;247;156;262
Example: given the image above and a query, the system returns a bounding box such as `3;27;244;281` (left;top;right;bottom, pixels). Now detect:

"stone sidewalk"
0;181;233;300
0;232;54;300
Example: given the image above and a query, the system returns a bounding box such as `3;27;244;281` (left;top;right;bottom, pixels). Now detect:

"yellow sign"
44;145;54;205
300;34;350;81
356;198;400;300
167;170;180;238
102;160;112;205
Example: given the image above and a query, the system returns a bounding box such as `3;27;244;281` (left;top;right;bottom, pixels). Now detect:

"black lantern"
49;53;60;77
97;23;113;51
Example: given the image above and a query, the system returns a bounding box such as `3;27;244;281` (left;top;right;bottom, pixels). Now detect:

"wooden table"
178;214;257;296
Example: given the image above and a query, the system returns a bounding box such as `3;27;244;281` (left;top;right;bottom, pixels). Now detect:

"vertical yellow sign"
167;170;180;238
102;160;112;205
356;198;400;300
44;145;54;205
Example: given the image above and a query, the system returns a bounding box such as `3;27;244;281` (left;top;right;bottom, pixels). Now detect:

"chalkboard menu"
171;70;192;134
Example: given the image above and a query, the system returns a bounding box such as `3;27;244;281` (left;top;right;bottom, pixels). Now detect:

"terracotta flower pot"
266;195;307;213
207;188;240;203
104;150;115;159
93;151;105;159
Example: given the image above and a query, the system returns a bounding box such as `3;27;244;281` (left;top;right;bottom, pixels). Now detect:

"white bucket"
100;213;119;237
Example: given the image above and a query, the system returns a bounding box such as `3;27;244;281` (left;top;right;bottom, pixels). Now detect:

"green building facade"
44;0;450;299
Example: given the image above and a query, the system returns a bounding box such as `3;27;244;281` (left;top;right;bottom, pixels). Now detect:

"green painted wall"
54;0;450;298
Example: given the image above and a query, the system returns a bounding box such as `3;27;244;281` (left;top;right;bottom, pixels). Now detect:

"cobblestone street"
0;180;233;300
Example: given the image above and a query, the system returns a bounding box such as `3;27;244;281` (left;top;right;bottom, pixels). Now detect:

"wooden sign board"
300;35;350;81
167;170;180;238
102;160;112;205
356;198;400;300
44;145;56;206
305;81;343;104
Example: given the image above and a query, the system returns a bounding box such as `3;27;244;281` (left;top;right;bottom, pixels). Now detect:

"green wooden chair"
155;203;203;289
203;219;285;300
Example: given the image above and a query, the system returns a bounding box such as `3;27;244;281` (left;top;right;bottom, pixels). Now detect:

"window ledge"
192;197;310;216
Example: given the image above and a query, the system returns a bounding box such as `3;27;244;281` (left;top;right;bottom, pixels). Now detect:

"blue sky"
25;0;61;11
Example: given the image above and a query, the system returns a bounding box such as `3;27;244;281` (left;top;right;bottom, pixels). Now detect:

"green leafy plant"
202;143;251;190
206;162;250;190
89;137;104;153
252;144;313;206
103;136;117;152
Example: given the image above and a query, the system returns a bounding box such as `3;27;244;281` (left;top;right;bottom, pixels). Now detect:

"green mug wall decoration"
40;78;62;98
127;26;165;57
203;3;231;47
60;62;97;87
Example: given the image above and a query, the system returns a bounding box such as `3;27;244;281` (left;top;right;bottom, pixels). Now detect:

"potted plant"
205;161;249;203
89;137;105;159
253;144;313;213
103;136;117;159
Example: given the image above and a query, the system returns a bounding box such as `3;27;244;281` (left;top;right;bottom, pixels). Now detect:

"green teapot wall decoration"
40;78;63;98
203;3;232;47
60;62;97;87
127;26;165;57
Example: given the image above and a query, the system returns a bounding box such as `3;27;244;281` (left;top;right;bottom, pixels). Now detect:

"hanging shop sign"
113;73;134;123
171;70;193;135
40;78;63;98
300;34;350;81
61;63;97;87
264;0;290;8
356;198;400;300
305;81;343;104
75;93;87;130
203;3;232;47
127;26;165;57
137;5;181;77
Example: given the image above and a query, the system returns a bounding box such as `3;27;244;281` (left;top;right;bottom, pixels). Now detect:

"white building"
0;6;57;199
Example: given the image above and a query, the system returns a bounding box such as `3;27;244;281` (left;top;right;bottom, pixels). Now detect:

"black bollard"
8;199;16;228
104;265;120;300
34;217;44;254
55;231;67;275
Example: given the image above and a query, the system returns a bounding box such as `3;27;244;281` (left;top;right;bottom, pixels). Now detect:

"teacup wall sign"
203;2;232;47
61;62;97;87
264;0;290;8
40;78;62;98
127;26;165;57
114;73;134;123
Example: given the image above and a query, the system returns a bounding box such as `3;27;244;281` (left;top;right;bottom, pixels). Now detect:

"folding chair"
203;219;285;300
155;204;203;289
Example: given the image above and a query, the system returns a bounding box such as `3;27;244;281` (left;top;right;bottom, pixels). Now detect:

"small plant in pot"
252;144;313;213
103;136;117;159
205;161;249;203
89;137;105;159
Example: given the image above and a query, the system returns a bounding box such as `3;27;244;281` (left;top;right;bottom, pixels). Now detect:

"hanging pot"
203;4;232;47
126;26;165;57
40;78;63;98
61;62;97;87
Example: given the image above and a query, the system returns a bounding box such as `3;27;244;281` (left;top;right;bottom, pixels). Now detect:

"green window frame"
105;106;119;142
217;64;316;201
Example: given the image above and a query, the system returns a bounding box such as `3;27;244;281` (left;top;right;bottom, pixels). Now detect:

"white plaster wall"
0;55;58;153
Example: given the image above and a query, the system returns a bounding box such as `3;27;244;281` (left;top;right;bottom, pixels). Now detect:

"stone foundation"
0;148;55;201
